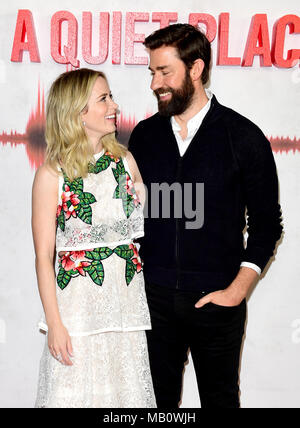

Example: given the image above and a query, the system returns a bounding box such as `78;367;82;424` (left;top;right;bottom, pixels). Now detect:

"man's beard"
154;70;195;117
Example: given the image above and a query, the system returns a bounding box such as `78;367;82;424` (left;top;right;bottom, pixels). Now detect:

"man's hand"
195;289;243;308
195;266;259;309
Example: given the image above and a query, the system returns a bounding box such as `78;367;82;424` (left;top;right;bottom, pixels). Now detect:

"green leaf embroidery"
62;171;71;188
70;177;83;194
56;244;141;290
81;192;96;205
85;261;104;286
85;247;114;261
112;167;120;182
58;170;96;227
113;245;134;260
125;260;136;286
122;193;135;219
93;155;112;173
57;267;72;290
113;186;120;199
57;210;65;231
114;244;143;286
76;205;92;225
112;158;139;219
116;159;126;175
88;163;98;174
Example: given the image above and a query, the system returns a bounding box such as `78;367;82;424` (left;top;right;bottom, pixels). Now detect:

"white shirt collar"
170;89;213;156
171;89;213;135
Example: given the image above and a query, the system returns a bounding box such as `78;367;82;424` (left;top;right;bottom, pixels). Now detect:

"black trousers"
145;281;247;408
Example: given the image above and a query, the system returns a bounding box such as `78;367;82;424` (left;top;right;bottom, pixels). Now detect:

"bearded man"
128;24;283;408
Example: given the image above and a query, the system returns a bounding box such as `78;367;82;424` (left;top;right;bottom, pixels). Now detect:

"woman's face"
81;76;118;143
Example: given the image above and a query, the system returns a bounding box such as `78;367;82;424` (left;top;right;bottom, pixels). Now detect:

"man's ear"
190;59;205;82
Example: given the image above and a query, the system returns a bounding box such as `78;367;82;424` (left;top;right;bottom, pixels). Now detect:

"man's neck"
174;86;209;127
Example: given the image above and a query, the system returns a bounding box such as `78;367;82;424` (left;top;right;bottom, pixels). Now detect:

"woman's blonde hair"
45;68;127;180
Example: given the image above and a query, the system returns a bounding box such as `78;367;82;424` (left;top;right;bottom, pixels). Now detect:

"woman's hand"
48;323;74;366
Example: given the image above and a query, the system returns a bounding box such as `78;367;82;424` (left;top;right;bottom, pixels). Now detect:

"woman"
32;68;156;408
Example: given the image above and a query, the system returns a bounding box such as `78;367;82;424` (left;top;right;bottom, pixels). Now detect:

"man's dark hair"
144;23;211;85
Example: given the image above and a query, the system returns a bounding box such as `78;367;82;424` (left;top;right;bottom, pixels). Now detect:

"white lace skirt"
35;330;156;408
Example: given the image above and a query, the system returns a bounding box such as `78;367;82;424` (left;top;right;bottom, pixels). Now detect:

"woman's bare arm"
32;164;73;365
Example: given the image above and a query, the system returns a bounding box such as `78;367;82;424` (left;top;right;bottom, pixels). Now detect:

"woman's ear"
80;105;88;125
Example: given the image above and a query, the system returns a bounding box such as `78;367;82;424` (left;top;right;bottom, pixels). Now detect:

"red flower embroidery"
129;244;142;273
105;151;120;163
56;204;62;218
125;173;140;207
61;251;91;276
60;184;80;220
64;206;77;220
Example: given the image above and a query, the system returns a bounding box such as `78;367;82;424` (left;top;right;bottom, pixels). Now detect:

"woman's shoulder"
33;163;60;190
37;161;60;176
124;150;143;183
124;150;137;169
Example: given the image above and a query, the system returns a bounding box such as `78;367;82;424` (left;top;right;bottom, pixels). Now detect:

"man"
128;24;283;408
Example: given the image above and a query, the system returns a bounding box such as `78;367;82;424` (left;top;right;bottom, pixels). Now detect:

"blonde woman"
32;68;156;408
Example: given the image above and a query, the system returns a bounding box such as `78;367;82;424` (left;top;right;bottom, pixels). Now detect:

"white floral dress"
35;150;156;408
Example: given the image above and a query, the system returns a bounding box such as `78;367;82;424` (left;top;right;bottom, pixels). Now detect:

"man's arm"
195;266;258;308
196;118;283;308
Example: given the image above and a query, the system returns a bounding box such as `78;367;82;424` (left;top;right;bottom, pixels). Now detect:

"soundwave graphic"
269;136;300;154
116;110;153;145
0;81;46;169
0;82;299;169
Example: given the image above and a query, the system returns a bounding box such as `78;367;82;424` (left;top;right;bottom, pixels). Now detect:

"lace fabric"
35;152;156;407
56;216;144;251
38;247;151;336
35;330;156;408
37;152;149;336
56;152;144;251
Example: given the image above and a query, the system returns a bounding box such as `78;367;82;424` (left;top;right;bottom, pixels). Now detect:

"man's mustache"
154;88;173;99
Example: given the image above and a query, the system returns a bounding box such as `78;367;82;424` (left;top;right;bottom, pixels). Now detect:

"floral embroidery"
84;151;141;219
114;244;143;285
112;159;141;218
61;184;80;220
129;244;143;273
106;152;120;163
125;173;140;208
57;176;97;232
56;152;143;290
88;151;120;174
61;251;91;275
57;244;142;290
57;250;92;289
57;247;113;289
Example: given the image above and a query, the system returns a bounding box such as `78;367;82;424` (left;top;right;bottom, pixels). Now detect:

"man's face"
149;46;195;117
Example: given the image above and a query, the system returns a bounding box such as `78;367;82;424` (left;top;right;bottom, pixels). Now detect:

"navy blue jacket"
128;95;283;292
